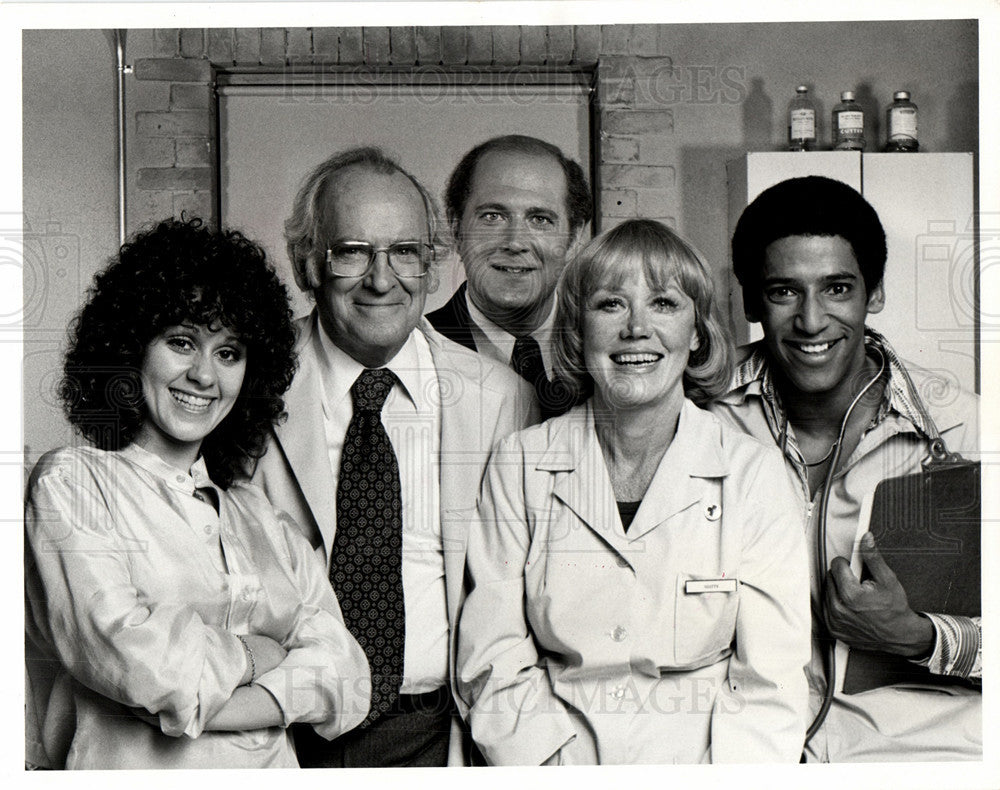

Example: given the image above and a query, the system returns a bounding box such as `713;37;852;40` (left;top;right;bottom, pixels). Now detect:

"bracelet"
236;634;256;686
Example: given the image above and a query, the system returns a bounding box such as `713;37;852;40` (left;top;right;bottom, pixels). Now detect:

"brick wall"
128;24;679;234
131;54;216;227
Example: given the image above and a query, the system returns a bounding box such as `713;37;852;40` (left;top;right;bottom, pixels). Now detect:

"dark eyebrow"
172;322;243;344
471;203;561;219
329;238;425;245
759;276;795;286
822;271;859;281
471;202;507;214
761;271;859;286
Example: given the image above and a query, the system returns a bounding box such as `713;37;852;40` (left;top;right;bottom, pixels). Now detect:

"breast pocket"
673;572;739;667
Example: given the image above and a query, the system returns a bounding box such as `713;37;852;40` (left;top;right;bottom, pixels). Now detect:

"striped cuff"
918;613;982;680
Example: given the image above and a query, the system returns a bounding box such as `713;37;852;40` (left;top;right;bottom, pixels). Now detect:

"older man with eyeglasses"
251;147;537;767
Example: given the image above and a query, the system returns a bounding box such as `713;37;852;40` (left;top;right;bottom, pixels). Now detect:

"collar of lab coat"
539;399;730;543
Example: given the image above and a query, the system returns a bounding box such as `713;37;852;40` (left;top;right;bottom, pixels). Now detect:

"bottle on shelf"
885;91;919;152
832;90;866;150
788;85;817;151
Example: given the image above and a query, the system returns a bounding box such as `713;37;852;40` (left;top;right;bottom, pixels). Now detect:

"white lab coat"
457;399;811;764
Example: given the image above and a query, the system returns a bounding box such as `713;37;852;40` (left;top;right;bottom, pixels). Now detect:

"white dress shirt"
466;291;557;376
314;325;449;694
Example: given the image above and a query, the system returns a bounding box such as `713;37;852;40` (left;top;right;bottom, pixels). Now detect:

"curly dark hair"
731;176;887;319
59;217;296;488
445;135;593;234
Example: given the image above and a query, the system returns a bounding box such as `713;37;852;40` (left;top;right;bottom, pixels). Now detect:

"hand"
238;634;288;684
824;532;934;657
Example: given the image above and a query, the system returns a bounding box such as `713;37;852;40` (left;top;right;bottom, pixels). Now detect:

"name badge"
685;578;737;594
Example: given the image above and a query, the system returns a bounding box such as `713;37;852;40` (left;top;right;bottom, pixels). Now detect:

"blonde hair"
552;219;733;406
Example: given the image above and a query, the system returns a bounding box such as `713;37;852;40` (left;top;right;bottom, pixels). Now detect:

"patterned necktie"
331;368;404;727
511;334;573;419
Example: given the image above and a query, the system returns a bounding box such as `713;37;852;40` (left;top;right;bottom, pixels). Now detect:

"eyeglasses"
325;241;435;279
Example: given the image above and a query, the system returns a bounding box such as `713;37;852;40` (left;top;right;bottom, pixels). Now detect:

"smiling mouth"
170;389;213;413
611;352;663;366
490;263;536;274
786;339;842;355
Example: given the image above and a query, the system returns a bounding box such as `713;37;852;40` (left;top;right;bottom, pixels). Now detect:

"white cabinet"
726;152;977;394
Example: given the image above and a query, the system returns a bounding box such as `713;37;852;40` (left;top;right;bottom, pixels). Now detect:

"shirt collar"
465;288;556;364
313;312;430;414
119;442;217;494
664;399;730;477
722;327;939;441
537;399;729;478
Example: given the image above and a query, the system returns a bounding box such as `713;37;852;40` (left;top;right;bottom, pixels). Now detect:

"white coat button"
609;685;626;700
203;525;212;534
241;588;252;601
611;625;627;642
176;475;186;484
705;503;722;521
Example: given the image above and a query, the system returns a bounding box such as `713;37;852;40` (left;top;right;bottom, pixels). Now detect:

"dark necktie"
511;334;574;419
331;368;404;727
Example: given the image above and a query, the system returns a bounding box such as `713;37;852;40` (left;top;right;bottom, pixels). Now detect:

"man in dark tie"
252;147;536;766
426;135;592;419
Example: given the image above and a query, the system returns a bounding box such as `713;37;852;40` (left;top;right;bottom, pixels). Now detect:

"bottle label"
836;110;864;134
889;107;918;139
790;108;816;139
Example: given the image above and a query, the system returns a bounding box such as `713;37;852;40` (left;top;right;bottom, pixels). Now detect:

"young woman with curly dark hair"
60;215;297;487
25;218;370;770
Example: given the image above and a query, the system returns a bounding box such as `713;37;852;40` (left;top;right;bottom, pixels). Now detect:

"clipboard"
840;460;980;695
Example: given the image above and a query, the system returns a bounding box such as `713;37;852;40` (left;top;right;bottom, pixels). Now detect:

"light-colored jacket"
457;399;811;764
711;331;982;761
25;444;369;769
253;313;537;765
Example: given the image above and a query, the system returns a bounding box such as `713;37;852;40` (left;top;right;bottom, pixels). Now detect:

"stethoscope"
776;346;887;747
